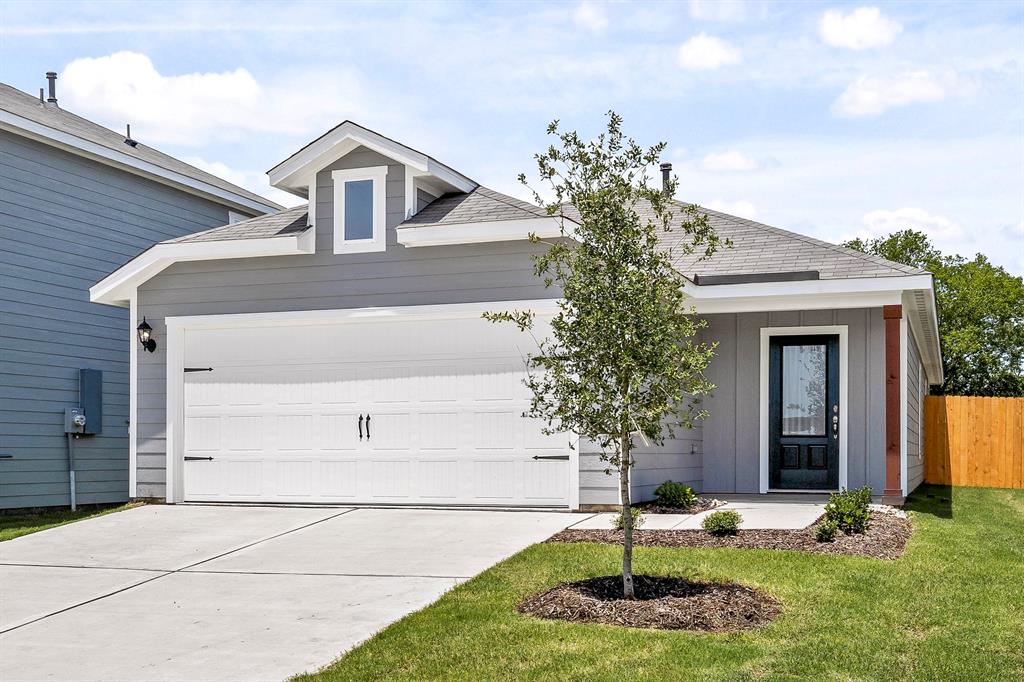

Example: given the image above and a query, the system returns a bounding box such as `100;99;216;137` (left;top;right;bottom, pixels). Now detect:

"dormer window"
332;166;387;254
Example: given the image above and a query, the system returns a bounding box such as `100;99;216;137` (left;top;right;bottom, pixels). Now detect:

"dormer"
267;121;477;254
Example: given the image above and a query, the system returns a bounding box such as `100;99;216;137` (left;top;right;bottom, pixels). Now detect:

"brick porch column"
882;304;903;504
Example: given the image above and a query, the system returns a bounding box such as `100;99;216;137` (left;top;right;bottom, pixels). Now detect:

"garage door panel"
417;460;458;498
318;460;358;498
181;312;569;506
226;460;262;496
274;414;313;451
371;460;410;497
318;413;360;450
277;460;313;497
418;412;458;450
224;416;263;451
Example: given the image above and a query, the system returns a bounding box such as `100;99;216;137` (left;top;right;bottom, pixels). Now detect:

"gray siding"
700;308;887;494
579;426;703;507
0;130;235;508
135;146;558;499
907;327;925;493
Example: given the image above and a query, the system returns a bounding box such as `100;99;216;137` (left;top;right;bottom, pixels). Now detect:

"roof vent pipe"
124;124;138;148
45;71;57;105
39;88;44;104
659;162;672;194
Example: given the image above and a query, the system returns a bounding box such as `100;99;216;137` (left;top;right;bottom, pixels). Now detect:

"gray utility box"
79;368;102;435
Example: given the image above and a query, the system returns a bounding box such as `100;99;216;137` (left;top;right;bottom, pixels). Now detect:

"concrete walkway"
569;497;826;530
0;505;575;682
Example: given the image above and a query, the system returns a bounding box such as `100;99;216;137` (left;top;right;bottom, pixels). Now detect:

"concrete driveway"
0;505;574;681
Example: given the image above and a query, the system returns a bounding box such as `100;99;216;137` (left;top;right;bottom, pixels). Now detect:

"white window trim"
332;166;388;254
759;325;849;494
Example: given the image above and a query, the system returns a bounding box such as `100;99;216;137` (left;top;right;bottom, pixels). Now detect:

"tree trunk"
619;432;635;599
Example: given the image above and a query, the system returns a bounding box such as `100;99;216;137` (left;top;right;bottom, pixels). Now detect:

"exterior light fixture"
137;318;157;353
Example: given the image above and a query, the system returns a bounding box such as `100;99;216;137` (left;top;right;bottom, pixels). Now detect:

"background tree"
486;113;721;598
844;230;1024;396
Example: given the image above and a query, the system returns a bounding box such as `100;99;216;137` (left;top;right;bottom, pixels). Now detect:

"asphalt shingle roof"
553;198;922;280
166;206;309;243
154;176;921;281
400;186;548;226
0;82;281;212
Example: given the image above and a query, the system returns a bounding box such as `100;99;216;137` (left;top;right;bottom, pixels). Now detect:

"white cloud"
705;199;758;220
688;0;747;22
677;33;742;71
820;7;902;50
855;207;965;243
60;51;365;146
572;2;608;32
183;157;303;208
701;150;758;172
832;71;947;117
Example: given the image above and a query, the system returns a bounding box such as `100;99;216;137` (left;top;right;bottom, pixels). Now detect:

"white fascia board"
682;274;934;300
268;122;476;194
0;112;279;215
90;230;315;307
397;217;569;247
690;290;904;314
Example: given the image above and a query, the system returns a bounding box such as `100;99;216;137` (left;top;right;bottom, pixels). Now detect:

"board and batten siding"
134;146;563;499
700;308;888;494
906;326;926;493
0;129;237;508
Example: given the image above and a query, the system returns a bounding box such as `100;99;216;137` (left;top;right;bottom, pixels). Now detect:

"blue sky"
2;0;1022;272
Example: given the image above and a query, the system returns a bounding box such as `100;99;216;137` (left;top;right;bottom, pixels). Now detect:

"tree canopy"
843;230;1024;396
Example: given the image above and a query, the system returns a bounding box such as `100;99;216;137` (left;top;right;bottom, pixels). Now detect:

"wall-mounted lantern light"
137;318;157;353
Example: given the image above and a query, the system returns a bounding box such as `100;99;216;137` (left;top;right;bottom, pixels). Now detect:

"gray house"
0;75;281;509
91;121;942;510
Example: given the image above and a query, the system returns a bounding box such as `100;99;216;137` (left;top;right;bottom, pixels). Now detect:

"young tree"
844;230;1024;396
486;113;722;598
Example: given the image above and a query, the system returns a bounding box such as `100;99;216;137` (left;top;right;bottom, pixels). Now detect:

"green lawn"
301;486;1023;681
0;503;139;542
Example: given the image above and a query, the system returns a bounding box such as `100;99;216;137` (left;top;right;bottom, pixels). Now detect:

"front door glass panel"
781;344;826;436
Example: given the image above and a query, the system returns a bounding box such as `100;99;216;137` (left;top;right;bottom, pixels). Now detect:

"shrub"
824;486;873;534
612;507;645;531
815;519;838;542
653;481;697;508
702;510;742;536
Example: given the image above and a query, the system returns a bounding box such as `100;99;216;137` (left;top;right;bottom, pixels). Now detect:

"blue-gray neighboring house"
0;74;281;509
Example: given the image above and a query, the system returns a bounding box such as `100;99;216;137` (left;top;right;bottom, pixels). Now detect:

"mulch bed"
518;574;780;632
549;510;912;560
635;497;720;515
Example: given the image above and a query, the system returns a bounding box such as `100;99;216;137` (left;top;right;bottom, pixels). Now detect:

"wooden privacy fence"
924;396;1024;489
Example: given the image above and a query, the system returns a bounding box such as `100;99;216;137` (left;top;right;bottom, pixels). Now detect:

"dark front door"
769;335;840;490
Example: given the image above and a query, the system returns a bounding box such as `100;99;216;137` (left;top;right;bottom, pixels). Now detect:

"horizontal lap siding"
136;147;559;500
700;308;886;494
0;130;234;508
906;330;925;493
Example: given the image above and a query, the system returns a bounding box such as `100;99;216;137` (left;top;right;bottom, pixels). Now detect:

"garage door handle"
358;414;363;440
365;414;371;441
532;455;569;460
184;456;214;461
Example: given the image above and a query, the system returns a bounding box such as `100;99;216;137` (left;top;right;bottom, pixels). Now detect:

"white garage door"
180;310;570;506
